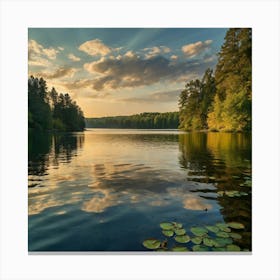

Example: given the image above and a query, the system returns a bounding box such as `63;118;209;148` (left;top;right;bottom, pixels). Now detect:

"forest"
28;76;85;131
86;112;179;129
179;28;251;132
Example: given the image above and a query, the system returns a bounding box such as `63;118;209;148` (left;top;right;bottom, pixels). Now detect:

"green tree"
28;76;52;130
28;76;85;131
209;28;252;131
179;69;215;131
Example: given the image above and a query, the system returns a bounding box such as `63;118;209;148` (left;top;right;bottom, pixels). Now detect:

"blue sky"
28;28;228;117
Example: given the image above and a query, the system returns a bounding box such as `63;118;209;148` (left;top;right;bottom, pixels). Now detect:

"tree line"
86;112;179;129
179;28;251;132
28;76;85;131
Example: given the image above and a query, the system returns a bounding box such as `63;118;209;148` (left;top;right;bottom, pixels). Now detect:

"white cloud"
124;50;137;58
68;53;81;62
143;46;171;58
182;40;213;57
78;39;111;56
28;39;62;67
34;67;78;80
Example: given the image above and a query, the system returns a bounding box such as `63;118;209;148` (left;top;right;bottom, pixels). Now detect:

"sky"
28;28;228;117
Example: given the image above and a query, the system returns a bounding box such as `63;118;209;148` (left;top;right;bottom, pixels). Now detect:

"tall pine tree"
208;28;252;131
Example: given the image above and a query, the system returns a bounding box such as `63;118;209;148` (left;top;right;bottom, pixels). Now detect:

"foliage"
142;221;248;252
86;112;179;129
179;28;251;132
179;69;215;131
28;76;85;131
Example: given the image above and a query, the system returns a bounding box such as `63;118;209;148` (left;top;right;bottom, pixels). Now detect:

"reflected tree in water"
28;132;85;186
178;132;252;250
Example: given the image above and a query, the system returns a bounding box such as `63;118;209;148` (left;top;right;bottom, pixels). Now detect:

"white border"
1;0;280;279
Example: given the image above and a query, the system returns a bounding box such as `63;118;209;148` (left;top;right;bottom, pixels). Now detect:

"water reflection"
28;130;251;251
178;132;252;249
28;131;84;187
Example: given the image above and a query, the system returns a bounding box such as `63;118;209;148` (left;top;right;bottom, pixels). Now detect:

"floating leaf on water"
227;222;245;229
240;192;248;196
190;227;208;237
209;176;216;180
174;228;186;236
173;222;183;229
162;230;174;237
214;237;233;247
171;246;189;252
205;225;220;233
217;191;224;197
232;175;240;179
212;247;226;251
229;232;242;239
244;180;252;187
191;237;202;245
142;239;161;249
216;231;230;238
216;223;229;230
225;190;239;197
203;237;216;247
220;227;231;233
192;245;210;251
160;222;174;230
175;235;190;243
226;244;241;251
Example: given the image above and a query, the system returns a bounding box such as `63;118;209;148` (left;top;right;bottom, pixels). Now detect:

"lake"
28;129;251;252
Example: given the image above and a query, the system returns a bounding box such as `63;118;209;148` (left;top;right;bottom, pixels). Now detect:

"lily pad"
244;180;252;187
160;222;174;230
171;246;189;252
203;237;216;247
229;232;242;239
220;227;231;233
226;244;241;251
174;228;186;236
216;231;230;238
212;247;226;251
192;245;210;251
225;190;239;197
142;239;161;249
173;222;183;229
214;237;233;247
217;191;224;196
240;192;248;196
216;223;230;231
191;237;202;245
157;248;168;252
162;230;174;237
205;225;220;233
175;235;190;243
227;222;245;229
190;227;208;237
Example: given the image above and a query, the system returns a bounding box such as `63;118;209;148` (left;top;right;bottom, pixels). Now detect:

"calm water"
28;129;251;251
